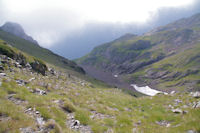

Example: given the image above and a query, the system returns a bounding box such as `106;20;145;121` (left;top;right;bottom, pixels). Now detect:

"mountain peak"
1;22;38;45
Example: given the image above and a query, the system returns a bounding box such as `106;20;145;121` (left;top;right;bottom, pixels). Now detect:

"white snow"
114;75;118;78
131;84;168;96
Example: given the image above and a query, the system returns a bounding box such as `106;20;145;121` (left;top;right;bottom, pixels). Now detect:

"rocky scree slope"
0;38;200;133
77;13;200;92
0;23;85;74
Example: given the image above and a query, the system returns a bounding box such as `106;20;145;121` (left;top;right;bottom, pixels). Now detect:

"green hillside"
77;13;200;92
0;29;85;74
0;38;200;133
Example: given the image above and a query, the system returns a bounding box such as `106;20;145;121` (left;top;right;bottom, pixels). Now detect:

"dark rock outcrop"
30;60;48;76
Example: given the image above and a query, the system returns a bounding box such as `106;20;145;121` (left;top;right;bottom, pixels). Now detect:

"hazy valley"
0;6;200;133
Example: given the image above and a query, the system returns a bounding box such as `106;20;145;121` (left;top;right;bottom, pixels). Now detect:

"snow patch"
131;84;168;96
114;75;118;78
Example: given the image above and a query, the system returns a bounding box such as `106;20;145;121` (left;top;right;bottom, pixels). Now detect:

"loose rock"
172;108;182;113
156;120;171;127
193;101;200;108
190;92;200;98
33;88;46;95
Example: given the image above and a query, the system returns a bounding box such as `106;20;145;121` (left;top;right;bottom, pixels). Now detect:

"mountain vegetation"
0;13;200;133
0;38;200;133
77;13;200;92
0;28;85;74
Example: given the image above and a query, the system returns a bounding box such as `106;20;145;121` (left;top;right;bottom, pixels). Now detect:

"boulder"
172;108;182;113
25;63;32;69
49;68;56;75
190;92;200;98
0;73;6;76
30;60;47;76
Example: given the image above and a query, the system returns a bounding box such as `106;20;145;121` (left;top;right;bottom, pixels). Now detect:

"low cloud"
0;0;200;59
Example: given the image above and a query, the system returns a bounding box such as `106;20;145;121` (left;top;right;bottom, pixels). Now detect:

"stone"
35;111;40;114
66;113;92;133
36;117;45;125
28;77;35;82
174;99;182;105
0;73;6;76
168;104;174;109
172;108;182;113
14;62;22;68
191;92;200;98
16;79;24;86
193;101;200;108
25;108;32;113
19;127;34;133
49;68;56;75
73;120;80;126
170;91;176;95
34;88;46;95
156;120;171;127
25;63;32;69
187;130;197;133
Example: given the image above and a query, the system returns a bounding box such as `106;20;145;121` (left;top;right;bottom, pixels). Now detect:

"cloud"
0;0;199;59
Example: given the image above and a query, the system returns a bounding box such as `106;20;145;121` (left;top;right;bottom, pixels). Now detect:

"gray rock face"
1;22;38;45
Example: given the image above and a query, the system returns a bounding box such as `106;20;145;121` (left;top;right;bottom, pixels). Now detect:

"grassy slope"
77;14;200;91
0;29;84;74
0;38;200;133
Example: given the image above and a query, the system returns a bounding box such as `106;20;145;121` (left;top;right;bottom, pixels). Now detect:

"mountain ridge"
0;22;38;45
0;24;85;74
77;13;200;92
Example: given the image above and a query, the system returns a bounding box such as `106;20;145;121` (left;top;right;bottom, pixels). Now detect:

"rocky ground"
0;52;200;133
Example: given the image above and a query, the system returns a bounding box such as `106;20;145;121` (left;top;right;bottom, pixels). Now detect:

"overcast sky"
0;0;200;59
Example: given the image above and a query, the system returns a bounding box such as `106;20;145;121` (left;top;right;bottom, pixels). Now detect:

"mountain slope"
0;22;38;45
77;13;200;92
0;28;85;74
0;38;200;133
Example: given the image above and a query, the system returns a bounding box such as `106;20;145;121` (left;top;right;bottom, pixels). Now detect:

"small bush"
37;107;51;120
62;100;76;113
75;109;91;125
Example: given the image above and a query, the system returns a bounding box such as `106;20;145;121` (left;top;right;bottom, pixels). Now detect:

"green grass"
0;29;85;74
0;64;200;132
0;32;200;133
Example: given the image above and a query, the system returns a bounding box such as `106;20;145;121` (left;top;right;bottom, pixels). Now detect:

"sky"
0;0;200;59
